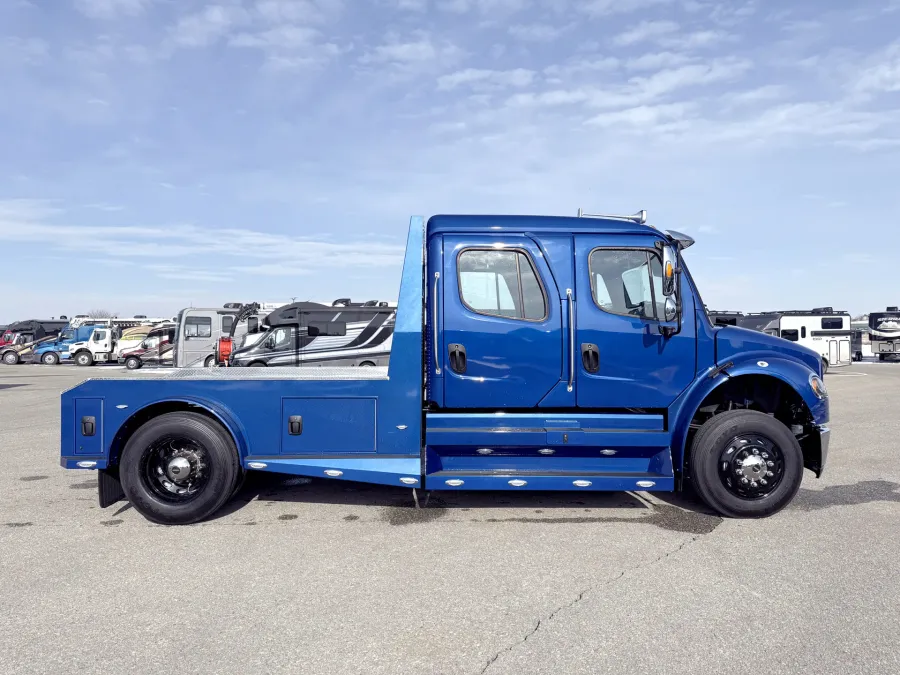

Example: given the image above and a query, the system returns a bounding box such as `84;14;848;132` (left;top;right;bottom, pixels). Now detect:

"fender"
669;354;828;472
107;395;252;465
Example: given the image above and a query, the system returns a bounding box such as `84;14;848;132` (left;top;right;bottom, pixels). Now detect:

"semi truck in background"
59;211;830;526
32;324;105;365
0;320;69;364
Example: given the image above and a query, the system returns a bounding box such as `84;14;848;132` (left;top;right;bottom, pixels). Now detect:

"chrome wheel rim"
719;434;784;499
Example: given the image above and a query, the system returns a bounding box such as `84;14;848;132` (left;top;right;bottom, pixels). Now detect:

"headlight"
809;374;828;399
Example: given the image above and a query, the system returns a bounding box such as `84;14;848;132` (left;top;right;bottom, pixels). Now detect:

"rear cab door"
439;234;572;409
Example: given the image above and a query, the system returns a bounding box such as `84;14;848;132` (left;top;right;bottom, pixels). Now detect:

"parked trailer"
60;212;830;525
760;308;852;373
868;307;900;361
119;325;177;370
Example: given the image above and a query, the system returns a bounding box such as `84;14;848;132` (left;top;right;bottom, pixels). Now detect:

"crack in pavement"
478;534;702;675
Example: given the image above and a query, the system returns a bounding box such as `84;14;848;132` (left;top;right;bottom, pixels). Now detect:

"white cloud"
254;0;344;23
361;31;463;71
170;5;249;48
230;25;321;50
437;0;530;13
437;68;535;91
0;37;49;66
625;51;695;71
74;0;152;19
579;0;673;17
544;56;620;79
508;23;570;42
614;20;679;46
855;42;900;93
585;102;695;128
723;84;787;105
662;29;733;49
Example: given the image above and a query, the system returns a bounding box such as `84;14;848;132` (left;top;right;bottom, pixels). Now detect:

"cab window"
457;249;546;321
590;249;664;319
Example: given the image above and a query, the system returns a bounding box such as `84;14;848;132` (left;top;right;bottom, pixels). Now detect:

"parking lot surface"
1;363;899;674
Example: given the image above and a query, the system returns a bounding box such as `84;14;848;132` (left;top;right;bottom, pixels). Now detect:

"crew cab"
59;212;830;525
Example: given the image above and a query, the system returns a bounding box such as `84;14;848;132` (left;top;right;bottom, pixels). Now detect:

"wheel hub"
166;456;192;482
737;455;767;481
719;434;784;499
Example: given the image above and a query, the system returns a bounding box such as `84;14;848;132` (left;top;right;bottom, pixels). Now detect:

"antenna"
577;208;648;225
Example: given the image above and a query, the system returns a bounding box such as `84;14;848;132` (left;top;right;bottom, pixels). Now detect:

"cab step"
424;470;673;491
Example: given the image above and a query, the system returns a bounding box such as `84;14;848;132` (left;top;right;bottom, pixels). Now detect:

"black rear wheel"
689;410;803;518
119;412;240;525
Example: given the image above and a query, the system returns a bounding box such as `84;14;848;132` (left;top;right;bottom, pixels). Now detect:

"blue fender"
669;355;828;472
107;395;251;464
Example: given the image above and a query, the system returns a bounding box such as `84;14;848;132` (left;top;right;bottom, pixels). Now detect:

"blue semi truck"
33;324;100;365
60;212;830;525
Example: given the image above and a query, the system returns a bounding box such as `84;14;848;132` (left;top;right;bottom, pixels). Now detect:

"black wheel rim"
139;436;211;504
718;434;785;499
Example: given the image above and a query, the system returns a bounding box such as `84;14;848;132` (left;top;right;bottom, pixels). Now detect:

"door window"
457;249;546;321
184;316;212;338
222;315;234;334
268;328;292;350
589;250;664;319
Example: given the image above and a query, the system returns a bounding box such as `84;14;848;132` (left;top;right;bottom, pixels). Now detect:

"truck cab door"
574;234;696;409
440;234;569;409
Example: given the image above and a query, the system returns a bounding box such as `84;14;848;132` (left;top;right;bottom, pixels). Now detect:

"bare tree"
87;309;117;318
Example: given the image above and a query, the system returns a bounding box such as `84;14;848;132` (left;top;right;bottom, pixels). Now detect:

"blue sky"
1;0;899;323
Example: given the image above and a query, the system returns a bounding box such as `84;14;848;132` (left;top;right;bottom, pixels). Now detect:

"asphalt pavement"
1;363;899;675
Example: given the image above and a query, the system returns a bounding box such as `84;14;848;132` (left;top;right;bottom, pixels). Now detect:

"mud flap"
98;468;125;508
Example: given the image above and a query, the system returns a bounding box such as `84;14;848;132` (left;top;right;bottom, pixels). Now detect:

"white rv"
762;307;852;373
173;302;285;368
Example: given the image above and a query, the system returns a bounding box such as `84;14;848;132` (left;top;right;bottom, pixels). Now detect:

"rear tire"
249;362;266;367
2;351;18;365
42;352;60;365
821;359;828;375
125;356;142;370
879;354;887;362
689;410;803;518
75;351;93;367
119;412;240;525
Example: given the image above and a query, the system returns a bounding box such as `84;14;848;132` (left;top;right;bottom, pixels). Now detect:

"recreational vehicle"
119;324;177;370
227;299;396;368
707;310;744;327
867;307;900;361
762;308;852;373
173;303;285;368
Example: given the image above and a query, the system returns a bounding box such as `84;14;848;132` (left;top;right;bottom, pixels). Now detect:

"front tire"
125;356;142;370
2;351;18;365
119;412;240;525
75;351;93;367
689;410;803;518
204;355;217;368
821;359;828;375
42;352;60;365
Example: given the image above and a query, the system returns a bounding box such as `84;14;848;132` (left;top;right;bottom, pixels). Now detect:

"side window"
273;328;292;350
458;249;546;321
590;249;663;319
822;318;842;329
801;326;807;339
781;329;799;342
184;316;212;338
222;315;234;334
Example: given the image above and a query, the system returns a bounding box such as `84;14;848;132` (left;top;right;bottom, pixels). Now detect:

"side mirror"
662;246;677;296
664;296;677;322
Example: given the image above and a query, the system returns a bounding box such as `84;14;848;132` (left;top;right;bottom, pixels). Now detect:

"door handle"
448;343;467;374
81;416;96;437
288;415;303;435
581;343;599;373
566;289;575;392
432;272;441;375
